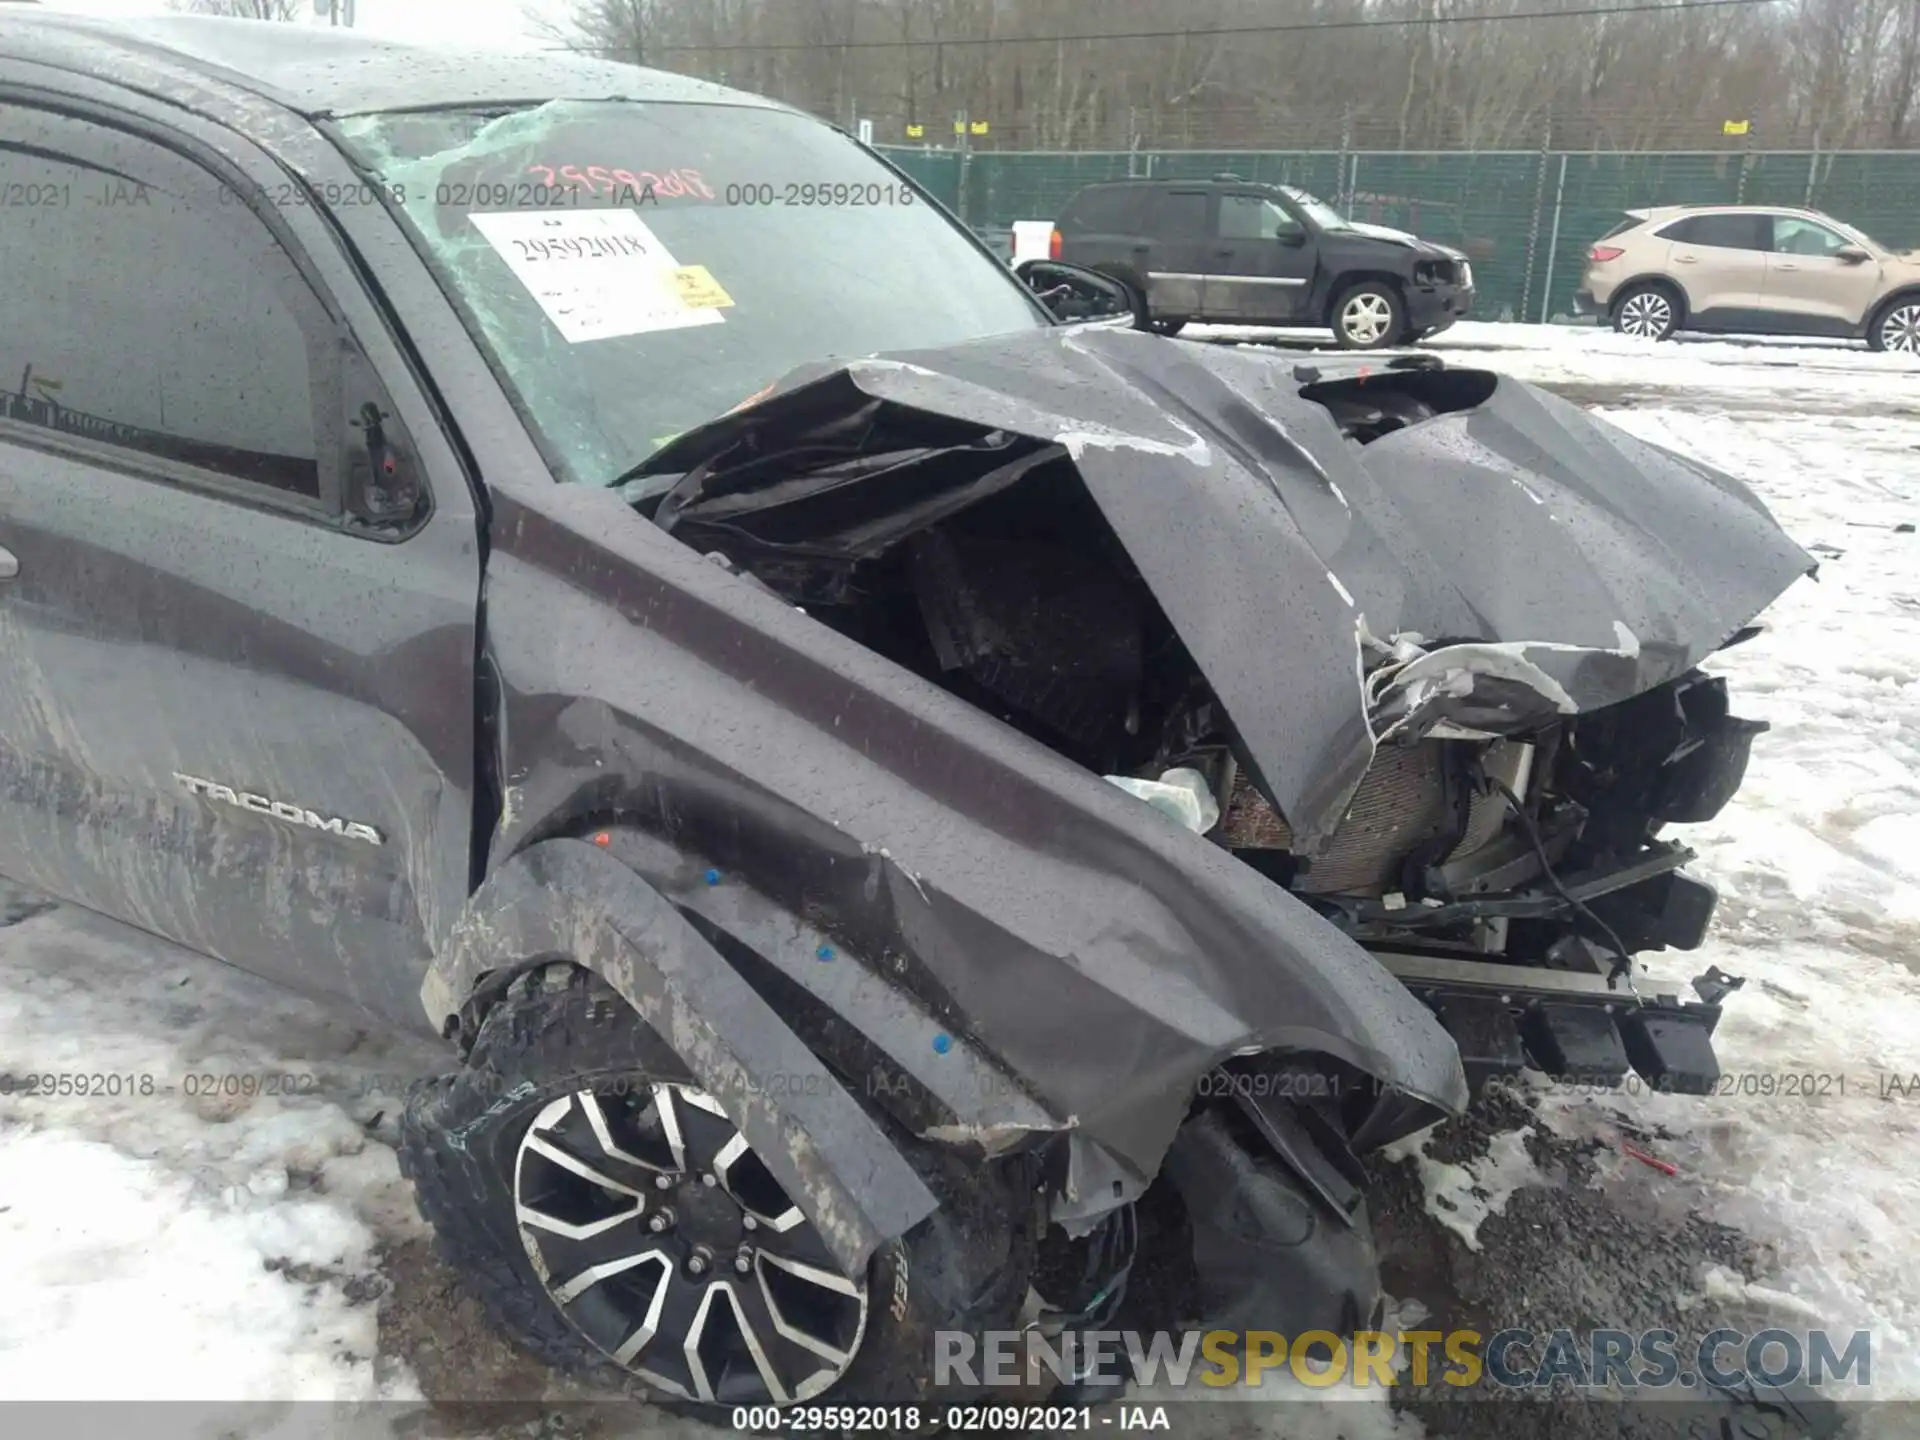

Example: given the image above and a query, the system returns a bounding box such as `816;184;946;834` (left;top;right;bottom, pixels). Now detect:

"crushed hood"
642;327;1814;852
1344;220;1427;248
1338;222;1465;264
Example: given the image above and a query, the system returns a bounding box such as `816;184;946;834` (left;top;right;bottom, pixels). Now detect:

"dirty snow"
1380;1124;1541;1253
3;320;1919;1430
1344;323;1920;1407
0;898;439;1421
1429;319;1920;398
1527;394;1920;1401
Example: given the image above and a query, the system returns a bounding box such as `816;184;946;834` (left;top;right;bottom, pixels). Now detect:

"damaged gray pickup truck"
0;13;1815;1412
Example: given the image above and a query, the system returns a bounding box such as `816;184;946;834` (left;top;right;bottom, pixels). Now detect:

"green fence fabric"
877;145;1920;322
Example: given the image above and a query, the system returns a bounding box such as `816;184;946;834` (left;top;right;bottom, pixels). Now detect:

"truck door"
1210;191;1317;323
0;91;480;1029
1140;187;1214;321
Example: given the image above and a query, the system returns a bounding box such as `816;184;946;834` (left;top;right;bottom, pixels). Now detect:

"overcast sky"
35;0;575;50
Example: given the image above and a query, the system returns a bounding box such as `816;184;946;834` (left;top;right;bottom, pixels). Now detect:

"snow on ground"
1528;397;1920;1400
1194;317;1920;409
1339;323;1920;1408
1433;322;1920;417
2;320;1917;1426
1379;1125;1541;1254
0;895;443;1430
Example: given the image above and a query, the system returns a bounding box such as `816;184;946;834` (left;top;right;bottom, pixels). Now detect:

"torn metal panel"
1052;1137;1152;1238
642;328;1814;853
587;823;1067;1154
471;483;1471;1190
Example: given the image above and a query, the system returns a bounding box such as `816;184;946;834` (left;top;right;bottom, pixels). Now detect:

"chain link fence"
880;143;1920;323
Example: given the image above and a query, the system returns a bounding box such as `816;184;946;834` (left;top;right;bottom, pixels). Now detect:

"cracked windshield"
335;101;1043;486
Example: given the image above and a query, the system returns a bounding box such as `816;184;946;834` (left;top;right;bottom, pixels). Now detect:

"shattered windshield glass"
332;101;1045;485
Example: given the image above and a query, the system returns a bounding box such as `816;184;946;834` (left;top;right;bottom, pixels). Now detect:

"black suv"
1054;176;1476;346
0;11;1811;1418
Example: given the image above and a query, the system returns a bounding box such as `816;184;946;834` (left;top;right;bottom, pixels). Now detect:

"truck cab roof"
0;11;783;117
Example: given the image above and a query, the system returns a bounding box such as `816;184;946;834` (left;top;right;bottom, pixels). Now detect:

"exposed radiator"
1223;740;1529;896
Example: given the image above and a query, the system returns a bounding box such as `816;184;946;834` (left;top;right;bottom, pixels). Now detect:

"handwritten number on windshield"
509;234;652;262
524;163;714;200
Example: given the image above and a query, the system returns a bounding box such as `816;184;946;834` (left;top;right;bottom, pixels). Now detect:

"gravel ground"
1371;1093;1854;1440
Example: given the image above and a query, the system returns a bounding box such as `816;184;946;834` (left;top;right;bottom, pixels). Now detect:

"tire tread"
397;967;1036;1406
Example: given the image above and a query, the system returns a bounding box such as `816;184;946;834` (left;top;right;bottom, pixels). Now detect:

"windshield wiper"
618;471;684;510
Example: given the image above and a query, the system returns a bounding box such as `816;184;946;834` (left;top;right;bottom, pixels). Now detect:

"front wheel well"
1868;287;1920;330
400;967;1043;1407
1322;272;1406;327
1609;275;1690;323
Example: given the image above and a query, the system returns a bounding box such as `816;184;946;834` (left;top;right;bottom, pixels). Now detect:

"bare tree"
540;0;1920;152
1886;0;1920;142
174;0;302;18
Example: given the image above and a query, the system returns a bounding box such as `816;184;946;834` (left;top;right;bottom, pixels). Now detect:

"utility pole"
954;108;971;225
1519;113;1553;324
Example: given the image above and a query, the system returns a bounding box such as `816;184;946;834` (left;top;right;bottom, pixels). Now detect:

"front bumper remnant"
1389;952;1733;1098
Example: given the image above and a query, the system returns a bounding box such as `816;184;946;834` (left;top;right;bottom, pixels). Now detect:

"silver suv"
1577;205;1920;352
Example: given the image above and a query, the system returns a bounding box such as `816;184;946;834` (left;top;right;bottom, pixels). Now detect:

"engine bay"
633;360;1766;989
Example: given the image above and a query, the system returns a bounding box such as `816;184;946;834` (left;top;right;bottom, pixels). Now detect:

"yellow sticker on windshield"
669;265;734;310
469;209;723;343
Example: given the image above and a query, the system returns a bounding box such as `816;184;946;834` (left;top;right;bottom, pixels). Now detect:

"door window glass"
1771;216;1852;257
1065;186;1145;231
1148;189;1209;239
0;111;321;499
1657;214;1768;250
1217;194;1298;241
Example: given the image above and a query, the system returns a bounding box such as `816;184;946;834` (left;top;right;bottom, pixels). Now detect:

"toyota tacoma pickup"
0;12;1814;1412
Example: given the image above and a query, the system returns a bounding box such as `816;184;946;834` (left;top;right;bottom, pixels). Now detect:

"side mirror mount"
347;398;424;530
1014;259;1149;330
1835;245;1870;265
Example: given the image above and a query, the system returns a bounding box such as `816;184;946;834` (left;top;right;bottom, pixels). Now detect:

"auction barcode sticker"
468;208;726;344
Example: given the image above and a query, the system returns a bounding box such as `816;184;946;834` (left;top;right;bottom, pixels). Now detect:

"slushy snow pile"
0;899;440;1420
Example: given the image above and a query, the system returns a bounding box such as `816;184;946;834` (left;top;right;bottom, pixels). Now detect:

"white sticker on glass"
468;208;726;344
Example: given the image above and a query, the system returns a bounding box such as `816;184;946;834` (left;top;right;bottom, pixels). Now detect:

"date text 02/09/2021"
728;1405;1171;1432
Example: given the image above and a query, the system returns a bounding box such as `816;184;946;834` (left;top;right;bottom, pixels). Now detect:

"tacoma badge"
174;773;384;845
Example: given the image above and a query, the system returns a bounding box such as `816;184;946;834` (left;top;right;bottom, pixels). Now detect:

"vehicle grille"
1415;258;1469;288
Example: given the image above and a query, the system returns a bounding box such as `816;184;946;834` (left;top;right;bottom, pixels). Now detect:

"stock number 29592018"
723;182;915;208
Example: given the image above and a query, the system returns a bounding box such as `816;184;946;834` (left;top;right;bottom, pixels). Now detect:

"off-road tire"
1611;282;1682;341
399;965;1037;1407
1330;281;1407;349
1149;316;1189;336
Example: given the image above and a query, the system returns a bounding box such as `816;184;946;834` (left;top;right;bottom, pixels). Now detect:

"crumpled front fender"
463;481;1471;1237
422;836;939;1276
